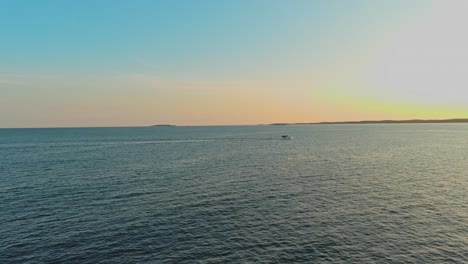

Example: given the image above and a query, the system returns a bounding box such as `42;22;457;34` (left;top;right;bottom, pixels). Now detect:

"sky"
1;0;468;127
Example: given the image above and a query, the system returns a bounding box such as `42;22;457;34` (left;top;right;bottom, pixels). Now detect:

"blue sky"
1;0;414;77
2;0;468;127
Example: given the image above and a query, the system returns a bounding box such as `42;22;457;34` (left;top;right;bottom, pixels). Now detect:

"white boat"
281;135;293;140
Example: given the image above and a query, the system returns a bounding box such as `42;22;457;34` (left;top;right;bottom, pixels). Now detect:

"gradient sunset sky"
1;0;468;127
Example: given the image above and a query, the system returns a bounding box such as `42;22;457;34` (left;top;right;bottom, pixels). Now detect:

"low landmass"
151;124;176;127
270;118;468;126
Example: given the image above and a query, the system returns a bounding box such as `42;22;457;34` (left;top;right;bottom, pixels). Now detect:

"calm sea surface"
1;125;467;263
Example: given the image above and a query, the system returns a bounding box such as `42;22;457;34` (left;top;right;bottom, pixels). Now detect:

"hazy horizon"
2;1;468;127
2;117;468;129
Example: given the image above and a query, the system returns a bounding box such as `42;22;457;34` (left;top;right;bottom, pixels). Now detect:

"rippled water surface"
1;125;467;263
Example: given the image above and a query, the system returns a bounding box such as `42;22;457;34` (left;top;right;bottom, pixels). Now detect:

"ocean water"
1;125;467;263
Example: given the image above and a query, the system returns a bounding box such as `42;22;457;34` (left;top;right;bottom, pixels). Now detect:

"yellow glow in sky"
1;1;468;127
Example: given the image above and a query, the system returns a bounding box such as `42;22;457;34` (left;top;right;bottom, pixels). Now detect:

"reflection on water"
1;125;467;263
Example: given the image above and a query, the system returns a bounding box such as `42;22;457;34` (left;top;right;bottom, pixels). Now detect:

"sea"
1;124;467;263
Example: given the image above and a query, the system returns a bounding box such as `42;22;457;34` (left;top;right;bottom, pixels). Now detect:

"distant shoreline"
270;118;468;125
2;119;468;129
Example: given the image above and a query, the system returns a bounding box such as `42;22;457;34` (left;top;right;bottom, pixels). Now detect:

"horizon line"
2;118;468;129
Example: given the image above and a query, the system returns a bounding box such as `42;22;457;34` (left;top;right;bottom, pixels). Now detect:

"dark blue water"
1;125;467;263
